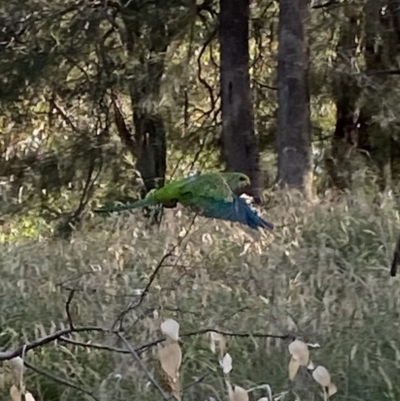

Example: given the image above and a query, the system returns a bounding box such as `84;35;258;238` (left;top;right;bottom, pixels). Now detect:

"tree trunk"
119;7;168;196
358;0;391;191
219;0;262;202
327;7;362;190
388;0;400;47
276;0;312;199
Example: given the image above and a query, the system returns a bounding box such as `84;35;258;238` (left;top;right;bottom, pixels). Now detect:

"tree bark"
119;5;169;196
327;7;361;190
219;0;262;202
276;0;312;199
358;0;391;191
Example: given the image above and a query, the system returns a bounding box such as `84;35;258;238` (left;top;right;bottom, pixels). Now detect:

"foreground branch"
118;333;170;400
24;360;100;401
1;322;291;362
60;328;292;356
0;326;110;361
112;215;198;330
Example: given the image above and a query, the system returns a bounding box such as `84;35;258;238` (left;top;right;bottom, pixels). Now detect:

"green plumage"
94;172;274;231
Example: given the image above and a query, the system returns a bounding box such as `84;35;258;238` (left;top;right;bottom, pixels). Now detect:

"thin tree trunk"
358;0;391;191
219;0;262;202
327;8;361;190
276;0;312;199
117;7;169;196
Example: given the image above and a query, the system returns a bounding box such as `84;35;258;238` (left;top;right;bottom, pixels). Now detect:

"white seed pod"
312;365;331;387
161;319;180;342
288;340;309;366
220;353;233;374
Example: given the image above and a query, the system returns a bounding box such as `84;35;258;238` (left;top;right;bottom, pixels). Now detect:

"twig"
117;333;170;400
111;250;174;331
197;25;218;116
58;328;291;361
182;373;210;391
390;233;400;276
59;337;131;355
50;99;79;132
0;326;111;361
66;290;76;330
311;0;337;9
133;328;292;354
24;360;100;401
180;328;292;340
112;215;198;330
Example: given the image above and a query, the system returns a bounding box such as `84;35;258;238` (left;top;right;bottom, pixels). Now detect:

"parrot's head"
222;172;251;190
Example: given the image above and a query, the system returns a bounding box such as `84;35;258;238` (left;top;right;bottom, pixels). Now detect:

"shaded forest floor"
1;191;400;401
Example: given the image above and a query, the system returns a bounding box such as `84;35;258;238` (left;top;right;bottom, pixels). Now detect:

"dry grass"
0;191;400;400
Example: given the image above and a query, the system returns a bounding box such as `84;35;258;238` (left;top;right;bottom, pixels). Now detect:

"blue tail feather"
199;197;274;231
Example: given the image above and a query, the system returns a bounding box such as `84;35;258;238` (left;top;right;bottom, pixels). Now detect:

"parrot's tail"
94;198;157;214
235;198;274;230
245;207;274;230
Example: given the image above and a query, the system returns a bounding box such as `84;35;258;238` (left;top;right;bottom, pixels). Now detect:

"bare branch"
181;328;292;340
50;98;79;132
117;333;170;400
66;290;76;330
133;327;292;354
0;326;111;361
197;25;218;116
390;233;400;276
111;250;174;330
24;360;100;401
112;216;198;330
59;337;131;355
311;0;337;9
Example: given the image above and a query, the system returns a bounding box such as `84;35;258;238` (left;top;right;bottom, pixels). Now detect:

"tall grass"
0;191;399;400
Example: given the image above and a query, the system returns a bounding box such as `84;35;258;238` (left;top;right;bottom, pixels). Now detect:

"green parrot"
94;172;274;230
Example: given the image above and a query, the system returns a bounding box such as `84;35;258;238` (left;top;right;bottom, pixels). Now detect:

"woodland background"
1;0;400;400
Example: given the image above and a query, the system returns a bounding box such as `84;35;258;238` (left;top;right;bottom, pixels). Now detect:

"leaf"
350;344;358;361
160;319;180;342
327;382;338;397
288;357;300;381
312;366;331;387
288;340;309;365
10;385;36;401
231;385;249;401
220;353;233;374
157;342;182;400
8;357;25;384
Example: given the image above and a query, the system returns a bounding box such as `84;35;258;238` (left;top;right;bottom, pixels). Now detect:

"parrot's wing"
178;173;234;204
93;197;158;214
196;197;274;230
94;173;233;214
